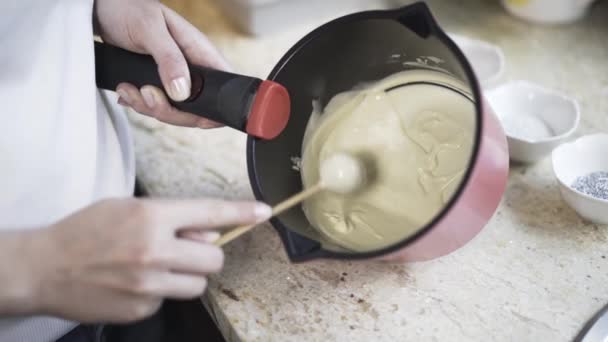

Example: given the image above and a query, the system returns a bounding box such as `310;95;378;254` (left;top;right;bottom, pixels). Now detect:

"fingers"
114;297;163;323
148;199;272;230
116;83;222;128
132;271;209;300
178;231;221;243
113;269;209;300
161;273;208;299
163;240;224;274
66;290;163;324
135;11;191;102
115;5;230;127
132;241;219;298
116;83;146;114
161;4;232;71
122;240;218;298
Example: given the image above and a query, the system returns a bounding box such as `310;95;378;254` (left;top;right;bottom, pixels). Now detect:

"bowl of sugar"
552;134;608;224
487;80;580;163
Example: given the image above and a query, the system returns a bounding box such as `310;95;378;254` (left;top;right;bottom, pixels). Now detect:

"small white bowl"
552;134;608;224
501;0;595;24
449;34;505;89
486;81;580;163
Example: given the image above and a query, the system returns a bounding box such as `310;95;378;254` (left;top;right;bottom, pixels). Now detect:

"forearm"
0;230;44;317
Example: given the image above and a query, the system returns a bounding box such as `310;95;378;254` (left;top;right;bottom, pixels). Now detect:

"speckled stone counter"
134;1;608;340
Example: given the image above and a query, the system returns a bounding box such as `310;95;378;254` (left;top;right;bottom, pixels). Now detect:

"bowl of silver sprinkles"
552;133;608;224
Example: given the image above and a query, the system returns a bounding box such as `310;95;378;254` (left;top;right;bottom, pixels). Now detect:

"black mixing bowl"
246;2;482;262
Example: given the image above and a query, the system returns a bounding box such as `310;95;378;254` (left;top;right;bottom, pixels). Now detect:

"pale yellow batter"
300;69;476;252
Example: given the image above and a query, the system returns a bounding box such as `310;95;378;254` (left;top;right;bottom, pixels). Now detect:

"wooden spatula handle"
214;183;323;247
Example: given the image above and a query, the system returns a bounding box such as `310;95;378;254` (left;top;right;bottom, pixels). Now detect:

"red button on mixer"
246;80;291;140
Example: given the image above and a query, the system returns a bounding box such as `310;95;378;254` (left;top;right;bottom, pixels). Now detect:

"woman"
0;0;270;341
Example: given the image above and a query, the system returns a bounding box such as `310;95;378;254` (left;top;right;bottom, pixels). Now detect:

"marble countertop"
133;0;608;340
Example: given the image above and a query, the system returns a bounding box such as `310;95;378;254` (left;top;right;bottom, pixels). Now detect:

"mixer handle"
94;41;290;139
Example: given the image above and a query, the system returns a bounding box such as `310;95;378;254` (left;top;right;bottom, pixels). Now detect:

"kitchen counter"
133;0;608;340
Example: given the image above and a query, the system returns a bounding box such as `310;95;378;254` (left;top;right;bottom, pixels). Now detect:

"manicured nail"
255;203;272;222
197;121;212;129
141;87;156;108
117;88;131;104
169;77;191;101
180;231;220;243
199;232;221;243
197;120;219;129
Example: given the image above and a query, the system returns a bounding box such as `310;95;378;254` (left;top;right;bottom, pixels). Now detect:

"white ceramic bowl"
449;34;505;89
552;134;608;224
486;81;580;163
501;0;595;24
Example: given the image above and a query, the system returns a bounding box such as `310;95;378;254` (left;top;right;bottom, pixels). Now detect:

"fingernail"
197;121;212;129
169;77;191;101
202;232;221;243
117;88;131;104
180;231;221;243
197;120;218;129
141;87;156;108
255;203;272;222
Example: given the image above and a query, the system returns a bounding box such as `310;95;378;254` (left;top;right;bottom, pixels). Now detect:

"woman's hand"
94;0;228;128
0;198;271;323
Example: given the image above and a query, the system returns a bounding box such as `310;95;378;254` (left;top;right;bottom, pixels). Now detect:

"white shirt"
0;0;135;341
